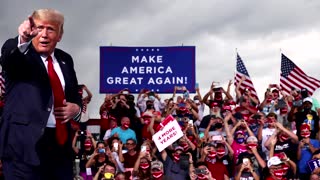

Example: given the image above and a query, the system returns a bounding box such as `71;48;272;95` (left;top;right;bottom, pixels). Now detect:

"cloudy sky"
1;0;320;118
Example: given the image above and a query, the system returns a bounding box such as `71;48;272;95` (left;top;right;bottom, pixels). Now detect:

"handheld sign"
152;116;183;152
308;158;320;172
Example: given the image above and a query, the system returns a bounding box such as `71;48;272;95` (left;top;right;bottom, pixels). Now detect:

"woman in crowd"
73;130;96;179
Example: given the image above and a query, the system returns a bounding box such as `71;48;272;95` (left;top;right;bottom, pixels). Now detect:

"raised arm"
223;112;234;145
235;76;246;100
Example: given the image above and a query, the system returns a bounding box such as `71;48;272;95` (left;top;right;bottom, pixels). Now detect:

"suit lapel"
28;46;49;80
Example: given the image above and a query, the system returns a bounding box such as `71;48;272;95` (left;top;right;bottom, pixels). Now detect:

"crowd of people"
0;7;320;180
70;80;320;180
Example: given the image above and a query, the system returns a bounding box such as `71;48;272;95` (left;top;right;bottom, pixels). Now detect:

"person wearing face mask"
269;138;297;180
137;91;165;112
132;151;152;180
189;162;215;180
93;162;117;180
118;139;139;179
110;94;137;125
106;137;125;172
224;112;248;173
200;143;229;180
140;112;155;141
193;89;205;125
73;130;96;179
259;88;276;115
264;122;299;163
236;136;266;177
215;141;234;177
265;156;285;180
258;112;277;160
297;123;320;180
289;97;320;140
110;116;137;144
235;156;259;180
150;160;166;180
160;146;189;179
204;116;226;139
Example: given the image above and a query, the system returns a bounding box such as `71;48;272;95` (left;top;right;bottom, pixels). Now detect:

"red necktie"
47;55;67;145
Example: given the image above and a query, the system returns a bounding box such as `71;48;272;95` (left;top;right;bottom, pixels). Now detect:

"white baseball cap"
267;156;283;168
303;97;313;104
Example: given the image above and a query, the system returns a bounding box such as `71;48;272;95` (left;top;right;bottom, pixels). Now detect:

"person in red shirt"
200;143;229;180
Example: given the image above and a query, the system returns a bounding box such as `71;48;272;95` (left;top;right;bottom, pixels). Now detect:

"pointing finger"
28;16;35;28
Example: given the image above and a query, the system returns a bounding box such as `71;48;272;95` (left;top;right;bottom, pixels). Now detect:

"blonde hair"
32;8;64;34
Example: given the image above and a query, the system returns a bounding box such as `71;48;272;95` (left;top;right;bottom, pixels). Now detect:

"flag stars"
135;89;139;92
156;49;160;51
151;49;154;51
156;89;159;92
141;49;144;51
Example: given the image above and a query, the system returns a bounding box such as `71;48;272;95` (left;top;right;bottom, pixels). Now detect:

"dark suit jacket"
0;37;82;166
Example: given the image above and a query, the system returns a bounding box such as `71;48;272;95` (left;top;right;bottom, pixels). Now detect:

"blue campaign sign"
307;158;320;172
100;46;196;93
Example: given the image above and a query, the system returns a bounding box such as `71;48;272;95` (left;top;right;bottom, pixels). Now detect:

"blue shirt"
298;139;320;173
111;127;137;143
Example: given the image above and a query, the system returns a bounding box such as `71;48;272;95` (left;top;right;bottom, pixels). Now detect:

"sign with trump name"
100;46;196;93
152;115;183;152
308;158;320;172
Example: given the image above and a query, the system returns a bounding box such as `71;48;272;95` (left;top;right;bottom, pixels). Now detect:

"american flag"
280;53;320;96
0;72;5;96
234;53;259;101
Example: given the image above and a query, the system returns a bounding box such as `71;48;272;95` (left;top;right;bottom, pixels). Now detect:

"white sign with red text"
152;118;183;152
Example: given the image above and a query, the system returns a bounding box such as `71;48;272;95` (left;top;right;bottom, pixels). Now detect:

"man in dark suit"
0;8;82;180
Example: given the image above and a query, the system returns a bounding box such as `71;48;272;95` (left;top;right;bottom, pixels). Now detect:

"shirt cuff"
17;35;31;53
73;107;82;122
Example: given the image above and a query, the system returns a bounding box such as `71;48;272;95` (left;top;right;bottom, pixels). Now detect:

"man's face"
97;143;105;149
267;116;277;123
272;91;279;99
269;165;284;180
126;140;136;150
121;117;130;126
109;120;117;128
32;18;62;56
104;165;115;174
303;101;312;109
241;98;250;107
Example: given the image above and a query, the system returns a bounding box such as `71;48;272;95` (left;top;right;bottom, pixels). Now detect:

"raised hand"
18;16;38;43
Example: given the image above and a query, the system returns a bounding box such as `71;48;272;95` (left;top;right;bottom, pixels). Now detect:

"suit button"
47;108;51;112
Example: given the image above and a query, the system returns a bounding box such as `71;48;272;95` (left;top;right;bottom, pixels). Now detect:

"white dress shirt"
18;36;65;127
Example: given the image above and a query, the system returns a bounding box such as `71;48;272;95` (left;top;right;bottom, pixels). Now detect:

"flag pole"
233;48;238;100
